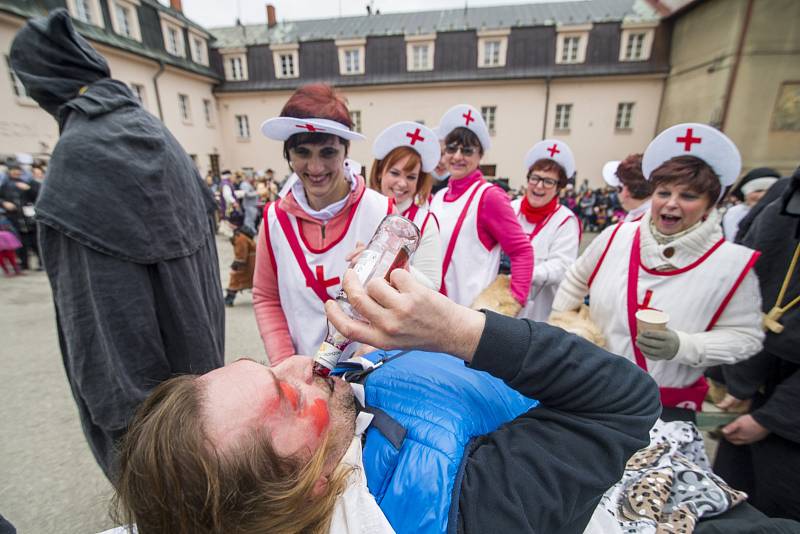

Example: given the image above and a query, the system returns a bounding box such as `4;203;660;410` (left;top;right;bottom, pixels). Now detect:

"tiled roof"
209;0;659;48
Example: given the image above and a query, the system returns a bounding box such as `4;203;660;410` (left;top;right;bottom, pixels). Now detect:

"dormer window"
336;39;366;75
159;13;186;58
405;34;435;72
556;24;591;64
189;29;209;66
67;0;105;28
221;48;249;81
271;43;299;79
619;23;656;62
477;29;509;68
109;0;141;41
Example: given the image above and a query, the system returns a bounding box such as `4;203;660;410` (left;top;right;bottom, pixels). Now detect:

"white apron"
588;221;759;409
264;188;392;356
431;181;500;306
401;202;438;234
511;199;580;321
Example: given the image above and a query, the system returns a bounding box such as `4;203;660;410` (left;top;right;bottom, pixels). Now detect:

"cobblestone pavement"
0;234;263;533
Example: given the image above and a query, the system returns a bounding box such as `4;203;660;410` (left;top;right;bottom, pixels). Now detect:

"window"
561;37;580;63
349;111;362;133
481;106;497;135
190;36;207;65
336;39;366;75
624;33;646;60
271;44;299;79
556;25;591;64
76;0;93;22
178;94;191;123
477;30;509;68
235;114;250;139
615;102;634;130
166;27;180;55
405;34;435;72
203;98;213;126
555;104;572;130
619;25;655;62
223;52;249;81
771;82;800;131
115;3;132;36
160;14;186;57
130;83;145;104
483;41;501;66
5;55;28;98
68;0;104;27
344;49;360;74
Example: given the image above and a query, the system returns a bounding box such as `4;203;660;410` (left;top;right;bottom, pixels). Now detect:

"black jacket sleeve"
752;367;800;444
457;311;660;534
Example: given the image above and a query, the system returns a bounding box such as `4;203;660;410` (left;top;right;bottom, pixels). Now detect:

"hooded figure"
10;9;224;480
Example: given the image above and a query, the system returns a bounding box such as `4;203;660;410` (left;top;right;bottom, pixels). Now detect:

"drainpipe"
719;0;754;131
542;76;551;140
152;59;166;121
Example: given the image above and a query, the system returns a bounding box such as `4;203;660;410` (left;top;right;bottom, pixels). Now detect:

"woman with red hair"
368;121;442;290
254;84;393;363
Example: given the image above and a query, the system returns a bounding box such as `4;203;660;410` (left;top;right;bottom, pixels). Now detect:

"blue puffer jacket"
357;350;539;534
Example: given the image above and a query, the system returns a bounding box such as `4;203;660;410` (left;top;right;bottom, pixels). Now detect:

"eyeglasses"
444;144;478;157
527;175;559;188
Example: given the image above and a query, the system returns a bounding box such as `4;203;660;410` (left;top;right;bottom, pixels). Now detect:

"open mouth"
660;213;681;226
305;174;330;186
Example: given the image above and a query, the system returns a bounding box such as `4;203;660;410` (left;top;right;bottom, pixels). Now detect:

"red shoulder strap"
625;227;649;371
588;222;624;288
274;202;334;303
705;250;761;330
440;183;484;296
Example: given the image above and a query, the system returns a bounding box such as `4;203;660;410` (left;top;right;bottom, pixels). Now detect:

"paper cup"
635;309;669;333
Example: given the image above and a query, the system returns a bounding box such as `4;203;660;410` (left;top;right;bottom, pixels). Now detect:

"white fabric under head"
602;160;621;187
260;116;366;141
523;139;576;179
642;123;741;187
435;104;491;152
372;121;441;173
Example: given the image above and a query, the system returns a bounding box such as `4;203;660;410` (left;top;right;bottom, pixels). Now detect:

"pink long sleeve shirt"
444;170;534;304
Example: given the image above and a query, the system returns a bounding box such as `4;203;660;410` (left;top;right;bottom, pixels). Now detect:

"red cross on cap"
676;127;702;151
547;143;560;157
297;123;325;132
406;128;425;145
462;109;475;126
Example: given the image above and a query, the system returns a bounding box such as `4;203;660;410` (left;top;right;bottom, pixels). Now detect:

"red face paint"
301;399;330;437
279;382;300;410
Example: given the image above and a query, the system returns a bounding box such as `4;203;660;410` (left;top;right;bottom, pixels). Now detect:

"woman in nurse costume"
368;121;442;290
253;84;393;364
552;123;764;420
511;139;580;321
602;154;653;222
430;104;533;310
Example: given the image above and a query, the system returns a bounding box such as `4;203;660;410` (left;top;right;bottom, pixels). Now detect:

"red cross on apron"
406;128;425;145
547;143;560;157
676;128;702;151
314;265;340;289
462;110;475;125
297;123;324;132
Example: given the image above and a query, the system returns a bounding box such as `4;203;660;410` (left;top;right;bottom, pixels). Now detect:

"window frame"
203;98;214;127
220;48;249;81
554;103;573;131
555;24;591;65
477;29;509;69
178;93;191;124
66;0;105;28
159;12;186;58
271;43;300;79
129;82;146;107
618;23;656;62
615;102;635;130
336;39;366;76
108;0;141;41
188;28;209;66
349;110;362;134
235;114;251;140
405;33;436;72
481;106;497;136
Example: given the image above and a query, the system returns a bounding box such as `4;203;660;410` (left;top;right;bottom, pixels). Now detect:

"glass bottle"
313;214;421;376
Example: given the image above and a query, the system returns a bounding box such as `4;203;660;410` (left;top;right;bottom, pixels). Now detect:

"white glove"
636;328;680;361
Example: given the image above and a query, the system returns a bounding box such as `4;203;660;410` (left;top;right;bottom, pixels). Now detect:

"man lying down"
110;269;660;534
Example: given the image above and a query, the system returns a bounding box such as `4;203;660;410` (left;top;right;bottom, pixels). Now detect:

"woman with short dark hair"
553;123;764;420
602;153;653;222
430;105;532;311
253;83;393;363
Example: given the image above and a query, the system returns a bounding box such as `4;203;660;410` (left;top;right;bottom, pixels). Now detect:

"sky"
181;0;569;28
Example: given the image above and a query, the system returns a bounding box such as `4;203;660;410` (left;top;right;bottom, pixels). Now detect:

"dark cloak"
10;9;224;480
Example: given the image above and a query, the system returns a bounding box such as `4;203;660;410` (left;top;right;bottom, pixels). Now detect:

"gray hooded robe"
10;9;224;480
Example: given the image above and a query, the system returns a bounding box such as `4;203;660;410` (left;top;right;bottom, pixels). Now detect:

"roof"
209;0;660;49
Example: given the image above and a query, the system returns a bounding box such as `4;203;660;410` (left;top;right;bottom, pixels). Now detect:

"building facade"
2;0;795;187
